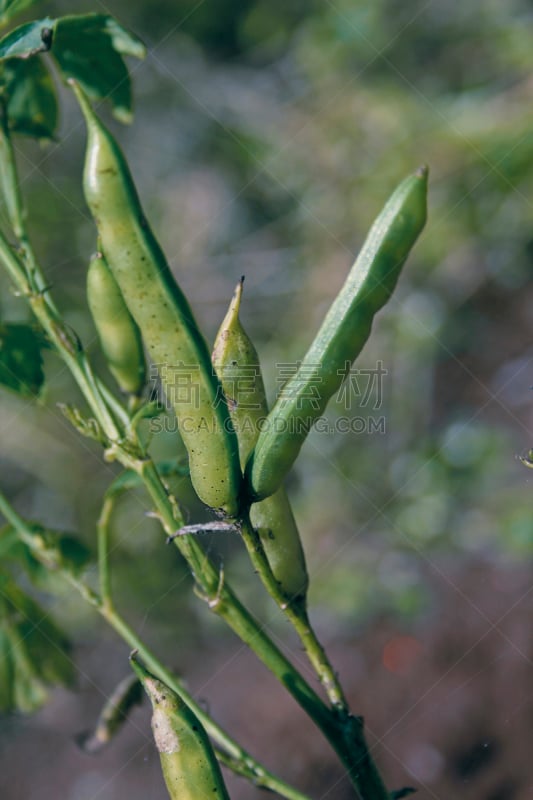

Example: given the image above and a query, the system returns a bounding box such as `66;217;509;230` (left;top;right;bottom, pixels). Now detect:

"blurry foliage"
0;0;532;643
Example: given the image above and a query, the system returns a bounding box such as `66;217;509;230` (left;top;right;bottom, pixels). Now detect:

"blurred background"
0;0;532;798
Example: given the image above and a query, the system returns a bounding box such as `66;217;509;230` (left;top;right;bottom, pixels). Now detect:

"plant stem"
238;512;348;712
0;232;122;441
217;751;312;800
97;492;114;610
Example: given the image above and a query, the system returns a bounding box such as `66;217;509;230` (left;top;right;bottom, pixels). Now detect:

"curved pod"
246;167;428;501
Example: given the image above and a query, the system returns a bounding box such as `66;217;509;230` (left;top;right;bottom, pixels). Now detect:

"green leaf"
0;0;45;30
0;575;74;713
52;14;145;123
0;56;57;138
0;17;53;58
102;16;146;60
0;322;45;397
0;14;145;122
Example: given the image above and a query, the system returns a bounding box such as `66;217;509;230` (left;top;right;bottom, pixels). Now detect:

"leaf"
0;17;54;58
0;56;57;138
0;0;45;30
52;14;145;123
0;575;74;713
103;16;146;60
0;14;145;122
57;403;106;444
0;322;45;397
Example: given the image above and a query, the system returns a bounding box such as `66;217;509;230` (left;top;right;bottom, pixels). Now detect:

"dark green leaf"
0;14;144;122
0;322;45;397
0;575;74;713
0;1;45;30
0;17;54;58
52;14;145;123
0;56;57;138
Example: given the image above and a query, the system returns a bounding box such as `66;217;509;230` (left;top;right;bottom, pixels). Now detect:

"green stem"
0;105;25;241
0;107;59;308
97;493;114;610
217;751;312;800
0;232;122;441
0;120;126;441
238;512;348;713
135;460;332;720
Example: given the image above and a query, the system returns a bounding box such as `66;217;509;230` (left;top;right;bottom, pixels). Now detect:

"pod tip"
415;164;429;179
232;277;244;310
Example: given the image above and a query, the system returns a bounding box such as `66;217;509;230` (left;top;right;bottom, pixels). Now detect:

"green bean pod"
130;656;230;800
246;167;428;501
212;280;308;599
87;251;146;395
70;80;241;515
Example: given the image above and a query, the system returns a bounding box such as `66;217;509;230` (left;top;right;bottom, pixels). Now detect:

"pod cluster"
74;77;428;518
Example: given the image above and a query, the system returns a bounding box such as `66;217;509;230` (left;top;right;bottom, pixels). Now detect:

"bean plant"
0;5;428;799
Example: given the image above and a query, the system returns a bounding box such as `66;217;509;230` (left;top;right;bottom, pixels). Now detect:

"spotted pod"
130;656;230;800
70;80;241;515
246;167;428;501
86;251;146;395
212;279;308;599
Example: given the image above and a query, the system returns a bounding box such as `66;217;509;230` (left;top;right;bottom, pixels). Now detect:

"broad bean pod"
212;279;308;599
87;251;146;395
71;81;241;515
246;167;428;501
130;656;230;800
